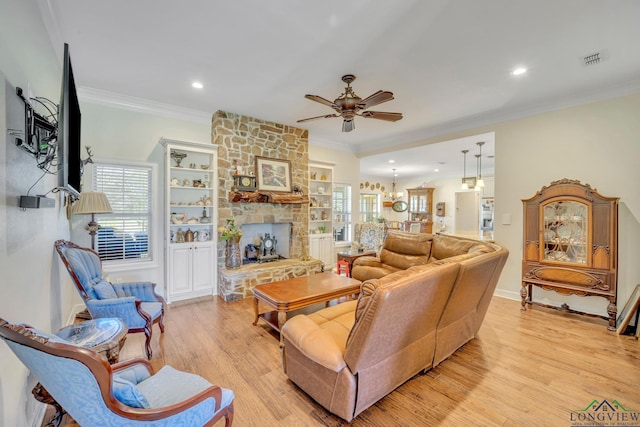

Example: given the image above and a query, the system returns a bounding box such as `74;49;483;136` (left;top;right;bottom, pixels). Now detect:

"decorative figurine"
175;228;185;243
170;151;187;167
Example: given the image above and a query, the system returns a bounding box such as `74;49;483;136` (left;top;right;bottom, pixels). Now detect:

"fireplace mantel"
228;190;309;204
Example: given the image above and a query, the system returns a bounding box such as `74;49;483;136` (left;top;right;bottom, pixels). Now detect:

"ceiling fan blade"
304;94;340;110
361;111;403;122
297;114;340;123
342;119;355;132
357;90;394;110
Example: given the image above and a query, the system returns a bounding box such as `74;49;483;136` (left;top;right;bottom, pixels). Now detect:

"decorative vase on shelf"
225;236;242;269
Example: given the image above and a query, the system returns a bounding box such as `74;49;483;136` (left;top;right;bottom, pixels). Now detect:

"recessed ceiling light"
434;169;439;172
511;67;527;76
388;160;395;163
192;81;203;89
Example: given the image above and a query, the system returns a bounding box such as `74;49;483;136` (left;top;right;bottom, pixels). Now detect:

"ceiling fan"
297;74;402;132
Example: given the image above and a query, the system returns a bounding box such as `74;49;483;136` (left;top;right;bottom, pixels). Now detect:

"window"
360;193;380;223
333;183;352;243
93;163;152;262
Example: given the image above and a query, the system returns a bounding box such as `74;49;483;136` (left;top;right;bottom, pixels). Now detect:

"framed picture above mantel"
255;157;292;193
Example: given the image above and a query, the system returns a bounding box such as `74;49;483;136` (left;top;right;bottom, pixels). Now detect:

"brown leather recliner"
282;233;509;422
282;263;461;421
351;231;433;281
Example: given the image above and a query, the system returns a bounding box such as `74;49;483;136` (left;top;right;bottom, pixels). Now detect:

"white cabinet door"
192;243;214;292
309;234;334;269
309;235;321;264
319;236;334;268
169;245;192;297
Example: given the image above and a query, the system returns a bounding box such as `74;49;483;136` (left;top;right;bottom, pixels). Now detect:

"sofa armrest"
352;256;382;268
282;315;347;372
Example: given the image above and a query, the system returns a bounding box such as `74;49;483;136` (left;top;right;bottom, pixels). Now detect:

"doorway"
454;191;480;234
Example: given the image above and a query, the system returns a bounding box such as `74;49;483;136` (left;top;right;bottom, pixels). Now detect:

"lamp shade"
72;192;112;215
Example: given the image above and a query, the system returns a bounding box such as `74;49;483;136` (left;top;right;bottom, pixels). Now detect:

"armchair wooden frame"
55;239;165;358
0;319;234;426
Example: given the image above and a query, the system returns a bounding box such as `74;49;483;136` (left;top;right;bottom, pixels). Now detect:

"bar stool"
337;259;351;277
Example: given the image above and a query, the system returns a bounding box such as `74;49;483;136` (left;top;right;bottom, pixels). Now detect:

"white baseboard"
494;288;520;301
31;403;47;427
66;303;86;326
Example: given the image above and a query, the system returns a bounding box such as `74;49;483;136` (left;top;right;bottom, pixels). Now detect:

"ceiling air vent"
582;49;609;67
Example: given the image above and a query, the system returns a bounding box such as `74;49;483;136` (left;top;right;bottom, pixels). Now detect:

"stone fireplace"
212;110;322;301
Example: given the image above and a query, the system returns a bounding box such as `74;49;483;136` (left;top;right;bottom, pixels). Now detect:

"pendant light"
475;141;485;189
461;150;469;190
390;168;403;201
474;154;481;191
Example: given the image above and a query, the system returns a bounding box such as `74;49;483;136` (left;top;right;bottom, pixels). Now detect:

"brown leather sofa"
281;232;508;421
350;231;433;281
351;231;495;282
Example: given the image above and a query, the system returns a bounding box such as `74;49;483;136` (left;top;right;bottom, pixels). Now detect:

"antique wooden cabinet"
521;179;618;330
406;187;434;233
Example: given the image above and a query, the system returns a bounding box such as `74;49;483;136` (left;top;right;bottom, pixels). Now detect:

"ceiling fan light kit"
298;74;402;132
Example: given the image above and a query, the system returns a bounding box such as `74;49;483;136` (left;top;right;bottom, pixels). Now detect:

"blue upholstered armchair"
55;240;165;358
0;318;234;426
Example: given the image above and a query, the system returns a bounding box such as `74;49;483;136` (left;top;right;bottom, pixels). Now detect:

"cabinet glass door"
418;194;427;212
541;200;589;265
409;194;419;213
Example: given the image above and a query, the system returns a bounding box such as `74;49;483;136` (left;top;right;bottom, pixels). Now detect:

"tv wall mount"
13;86;58;173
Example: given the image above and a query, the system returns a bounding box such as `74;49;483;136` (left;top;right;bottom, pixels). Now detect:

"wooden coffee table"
252;272;361;336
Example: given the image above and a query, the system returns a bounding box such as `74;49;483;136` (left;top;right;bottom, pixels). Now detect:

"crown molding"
355;78;640;156
308;136;353;153
77;87;211;124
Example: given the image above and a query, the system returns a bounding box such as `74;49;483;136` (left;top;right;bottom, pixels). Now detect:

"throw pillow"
112;376;150;409
93;280;117;299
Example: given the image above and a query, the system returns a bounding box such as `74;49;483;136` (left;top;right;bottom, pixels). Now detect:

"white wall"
309;144;359;260
0;2;71;425
0;3;210;425
75;101;210;292
493;94;640;316
399;94;640;317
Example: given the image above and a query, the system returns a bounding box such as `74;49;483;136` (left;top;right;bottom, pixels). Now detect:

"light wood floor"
55;295;640;427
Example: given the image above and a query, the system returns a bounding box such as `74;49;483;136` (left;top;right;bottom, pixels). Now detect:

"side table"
336;250;377;277
55;317;128;364
33;318;128;427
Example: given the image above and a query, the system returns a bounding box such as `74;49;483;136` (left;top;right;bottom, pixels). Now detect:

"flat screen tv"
57;43;82;198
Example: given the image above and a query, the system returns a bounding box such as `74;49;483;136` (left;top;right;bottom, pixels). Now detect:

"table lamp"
72;192;112;249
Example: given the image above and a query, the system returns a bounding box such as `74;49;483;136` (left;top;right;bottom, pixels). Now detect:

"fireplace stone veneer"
213;110;314;301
